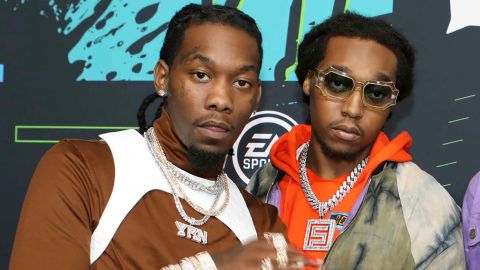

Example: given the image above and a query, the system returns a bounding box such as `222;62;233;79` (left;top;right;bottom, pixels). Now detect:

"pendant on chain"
298;142;368;252
303;218;336;251
175;221;208;245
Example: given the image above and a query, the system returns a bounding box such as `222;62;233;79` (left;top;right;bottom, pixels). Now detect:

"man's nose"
205;78;234;113
340;85;364;119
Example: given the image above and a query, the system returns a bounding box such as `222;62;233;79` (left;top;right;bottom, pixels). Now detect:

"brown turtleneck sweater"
154;109;220;179
9;111;284;270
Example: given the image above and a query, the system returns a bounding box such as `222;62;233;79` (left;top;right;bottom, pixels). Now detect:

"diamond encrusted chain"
299;141;368;218
171;166;223;195
144;127;229;226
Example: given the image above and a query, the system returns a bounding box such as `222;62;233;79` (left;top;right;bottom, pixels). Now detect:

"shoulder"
464;171;480;207
246;162;281;201
32;139;115;207
10;139;114;268
38;139;112;181
394;161;460;219
395;162;456;206
37;139;112;177
462;171;480;253
393;162;464;267
38;138;110;167
53;139;112;162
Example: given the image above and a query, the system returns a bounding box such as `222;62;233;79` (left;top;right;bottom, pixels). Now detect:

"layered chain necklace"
299;141;368;251
171;166;224;194
144;127;230;245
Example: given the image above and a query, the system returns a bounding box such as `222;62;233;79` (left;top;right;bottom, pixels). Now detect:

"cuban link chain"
299;141;368;218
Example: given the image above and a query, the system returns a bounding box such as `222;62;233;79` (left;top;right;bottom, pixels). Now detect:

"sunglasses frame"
312;66;399;110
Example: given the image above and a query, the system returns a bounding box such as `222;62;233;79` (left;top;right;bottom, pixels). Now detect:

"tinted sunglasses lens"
364;84;393;107
323;72;354;98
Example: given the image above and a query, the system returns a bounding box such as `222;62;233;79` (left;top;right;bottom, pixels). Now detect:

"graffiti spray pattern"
6;0;393;81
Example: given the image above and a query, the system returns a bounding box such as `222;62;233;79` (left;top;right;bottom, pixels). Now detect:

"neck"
306;137;371;179
153;110;223;179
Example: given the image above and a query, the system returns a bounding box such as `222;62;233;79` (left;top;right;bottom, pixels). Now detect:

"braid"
137;93;160;134
154;99;164;121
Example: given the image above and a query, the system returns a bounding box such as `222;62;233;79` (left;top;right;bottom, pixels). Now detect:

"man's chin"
187;145;228;173
319;141;369;162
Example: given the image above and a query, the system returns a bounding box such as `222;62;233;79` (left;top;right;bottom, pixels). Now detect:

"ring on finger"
276;248;288;269
261;257;273;270
263;233;288;269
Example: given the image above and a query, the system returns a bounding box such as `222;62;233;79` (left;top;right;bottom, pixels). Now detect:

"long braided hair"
136;3;263;134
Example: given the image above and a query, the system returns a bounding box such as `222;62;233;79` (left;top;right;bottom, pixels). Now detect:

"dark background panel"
1;0;479;268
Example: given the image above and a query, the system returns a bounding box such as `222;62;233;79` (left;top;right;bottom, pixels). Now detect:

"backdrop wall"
1;0;479;268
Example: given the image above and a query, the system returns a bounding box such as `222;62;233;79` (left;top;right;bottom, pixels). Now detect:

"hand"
212;238;322;270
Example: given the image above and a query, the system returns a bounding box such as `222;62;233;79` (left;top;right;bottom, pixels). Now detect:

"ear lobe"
302;73;313;97
153;60;169;92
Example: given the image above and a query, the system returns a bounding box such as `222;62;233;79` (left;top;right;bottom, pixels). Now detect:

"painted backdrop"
1;0;479;268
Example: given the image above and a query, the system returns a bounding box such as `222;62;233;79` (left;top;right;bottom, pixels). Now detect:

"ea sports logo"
231;110;298;184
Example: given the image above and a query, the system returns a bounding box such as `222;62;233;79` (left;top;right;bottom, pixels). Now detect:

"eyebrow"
184;53;258;73
181;46;259;73
185;53;213;65
331;65;393;82
179;46;209;64
239;64;258;73
373;72;393;82
331;65;351;74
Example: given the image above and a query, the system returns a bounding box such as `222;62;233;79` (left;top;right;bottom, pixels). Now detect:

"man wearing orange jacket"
248;13;465;269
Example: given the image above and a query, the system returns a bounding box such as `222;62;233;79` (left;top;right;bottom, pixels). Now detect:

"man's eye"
365;85;391;101
369;91;385;99
331;80;345;89
324;73;353;93
327;79;350;92
193;72;211;82
234;80;252;88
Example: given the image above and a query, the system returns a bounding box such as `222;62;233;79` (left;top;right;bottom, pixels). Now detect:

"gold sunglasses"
312;66;399;110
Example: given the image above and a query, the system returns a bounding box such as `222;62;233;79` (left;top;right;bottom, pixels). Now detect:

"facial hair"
314;132;371;162
187;145;226;174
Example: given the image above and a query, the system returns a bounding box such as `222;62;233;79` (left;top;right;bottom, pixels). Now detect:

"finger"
287;257;323;270
285;245;304;256
260;236;322;270
259;257;274;270
283;250;323;268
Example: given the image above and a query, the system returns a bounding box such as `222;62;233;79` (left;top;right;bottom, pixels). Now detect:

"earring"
157;89;167;97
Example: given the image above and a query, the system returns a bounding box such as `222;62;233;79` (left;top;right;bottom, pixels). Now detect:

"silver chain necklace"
144;128;230;226
171;166;223;195
299;141;368;218
299;141;369;251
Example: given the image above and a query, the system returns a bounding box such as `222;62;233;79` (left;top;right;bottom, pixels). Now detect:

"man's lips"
196;120;233;139
332;124;361;142
198;120;232;132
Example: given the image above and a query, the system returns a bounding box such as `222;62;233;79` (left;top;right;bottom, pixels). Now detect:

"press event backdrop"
1;0;479;267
